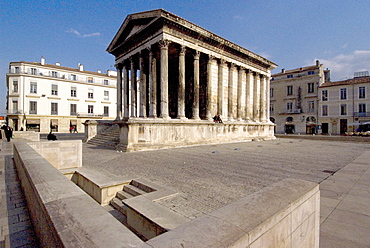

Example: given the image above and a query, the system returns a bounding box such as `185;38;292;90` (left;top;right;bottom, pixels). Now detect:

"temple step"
116;190;134;200
123;184;148;196
87;124;121;149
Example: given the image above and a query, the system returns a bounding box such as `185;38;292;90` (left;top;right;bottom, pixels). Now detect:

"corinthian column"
245;70;253;121
159;39;170;119
266;76;271;122
192;51;200;120
237;67;243;120
148;49;157;118
115;63;123;120
217;59;225;116
260;75;267;122
139;52;146;118
123;65;129;118
130;56;137;117
253;73;260;122
228;63;235;121
206;55;214;120
178;45;186;119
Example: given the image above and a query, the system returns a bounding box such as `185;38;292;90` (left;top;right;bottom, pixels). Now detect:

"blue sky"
1;0;370;116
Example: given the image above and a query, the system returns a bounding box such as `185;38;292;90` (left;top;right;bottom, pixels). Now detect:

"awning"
27;119;40;124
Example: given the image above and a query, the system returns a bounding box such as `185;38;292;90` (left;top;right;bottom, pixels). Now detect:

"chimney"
78;63;83;71
41;56;45;65
282;68;285;73
56;62;60;66
316;60;320;67
97;70;101;73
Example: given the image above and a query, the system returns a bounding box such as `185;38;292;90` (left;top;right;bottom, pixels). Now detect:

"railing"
354;112;370;117
77;113;104;118
279;109;302;114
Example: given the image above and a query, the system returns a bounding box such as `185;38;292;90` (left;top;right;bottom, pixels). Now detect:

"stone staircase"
110;179;191;241
87;124;122;150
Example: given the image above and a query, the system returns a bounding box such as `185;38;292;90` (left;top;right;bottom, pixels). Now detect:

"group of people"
1;125;14;142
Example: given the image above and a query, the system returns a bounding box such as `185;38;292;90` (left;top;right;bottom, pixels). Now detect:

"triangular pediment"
107;9;165;54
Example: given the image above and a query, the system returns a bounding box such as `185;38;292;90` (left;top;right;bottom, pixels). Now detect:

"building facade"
105;9;277;151
270;61;329;134
6;58;117;132
318;75;370;134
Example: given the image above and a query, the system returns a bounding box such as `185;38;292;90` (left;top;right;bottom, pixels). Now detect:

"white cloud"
67;28;101;38
314;50;370;80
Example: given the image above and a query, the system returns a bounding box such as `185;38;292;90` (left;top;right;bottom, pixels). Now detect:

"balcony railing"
354;112;370;117
77;113;104;118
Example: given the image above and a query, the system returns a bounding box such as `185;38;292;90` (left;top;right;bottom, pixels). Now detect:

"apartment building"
6;57;117;132
270;60;330;134
318;74;370;134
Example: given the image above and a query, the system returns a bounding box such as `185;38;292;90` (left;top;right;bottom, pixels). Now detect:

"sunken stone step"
123;185;147;196
116;190;134;200
110;198;126;215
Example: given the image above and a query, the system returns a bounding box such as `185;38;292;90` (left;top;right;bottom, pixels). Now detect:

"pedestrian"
4;126;13;142
47;132;57;141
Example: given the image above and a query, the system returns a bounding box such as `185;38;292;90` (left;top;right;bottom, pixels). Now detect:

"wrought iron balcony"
354;112;370;117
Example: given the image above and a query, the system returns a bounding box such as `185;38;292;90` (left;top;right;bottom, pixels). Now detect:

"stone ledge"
12;142;147;248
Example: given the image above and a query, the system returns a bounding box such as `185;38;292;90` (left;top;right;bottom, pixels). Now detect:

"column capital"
180;45;186;55
219;59;227;67
194;50;200;60
159;39;170;49
115;63;123;70
208;55;215;62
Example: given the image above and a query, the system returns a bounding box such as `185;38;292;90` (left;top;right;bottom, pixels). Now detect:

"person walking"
4;126;13;142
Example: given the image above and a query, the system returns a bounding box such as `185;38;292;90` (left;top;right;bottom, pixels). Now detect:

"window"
30;82;37;94
51;102;58;115
359;103;366;113
104;91;109;100
51;84;58;95
88;89;94;99
340;104;347;115
307;101;315;113
30;68;37;75
308;83;315;93
88;105;94;114
104;106;109;117
104;79;109;85
71;74;77;81
359;86;365;99
87;77;93;83
14;67;20;73
270;88;274;98
322;105;328;116
12;80;18;92
51;71;58;78
70;104;77;115
287;85;293;96
29;101;37;114
340;88;347;100
287;75;293;78
322;90;328;101
287;102;293;112
12;100;18;114
270;103;274;114
308;71;315;75
71;87;77;97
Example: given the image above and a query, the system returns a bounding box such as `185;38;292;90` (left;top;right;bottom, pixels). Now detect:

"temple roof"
107;9;277;70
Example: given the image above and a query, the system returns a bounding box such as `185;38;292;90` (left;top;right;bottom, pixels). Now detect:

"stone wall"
28;140;82;169
13;131;40;141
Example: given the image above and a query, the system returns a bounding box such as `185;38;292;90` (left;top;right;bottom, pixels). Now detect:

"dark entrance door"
322;123;329;134
285;124;295;134
340;119;347;134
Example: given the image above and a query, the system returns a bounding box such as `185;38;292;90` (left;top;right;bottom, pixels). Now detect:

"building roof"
10;61;116;78
107;9;277;70
320;76;370;88
272;64;319;77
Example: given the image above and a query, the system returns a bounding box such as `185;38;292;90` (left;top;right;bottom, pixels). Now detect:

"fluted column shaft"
266;76;271;122
139;53;146;118
228;63;235;121
217;59;225;116
159;40;170;118
178;46;186;118
148;49;157;117
123;65;129;118
192;51;200;119
237;68;243;120
116;64;123;120
260;75;267;122
206;56;214;120
130;57;137;117
253;73;260;121
245;70;253;121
